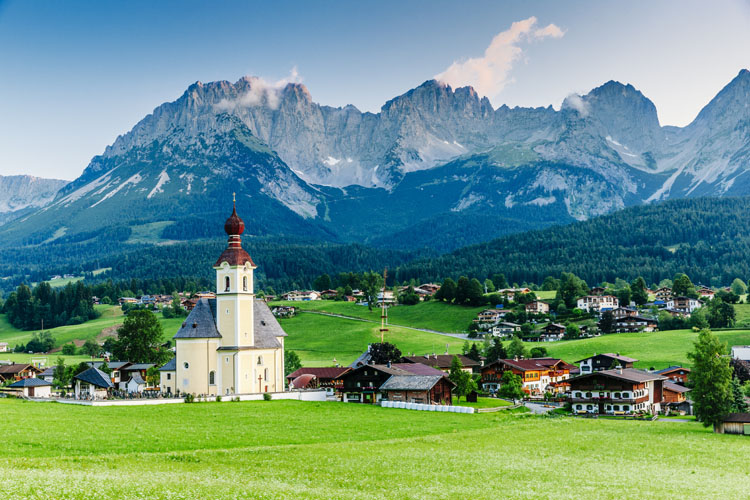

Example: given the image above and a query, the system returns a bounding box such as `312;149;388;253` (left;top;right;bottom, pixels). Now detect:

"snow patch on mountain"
147;170;171;199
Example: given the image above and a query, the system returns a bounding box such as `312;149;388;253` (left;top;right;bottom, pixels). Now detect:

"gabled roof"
290;374;317;389
107;361;132;370
128;374;146;385
380;375;450;391
722;413;750;423
655;366;690;375
173;298;222;339
403;354;481;369
0;363;41;375
663;381;691;393
8;377;52;387
123;363;154;371
74;367;114;389
492;358;573;372
286;366;351;380
391;363;445;376
571;368;666;384
158;357;177;372
576;353;639;364
253;300;287;349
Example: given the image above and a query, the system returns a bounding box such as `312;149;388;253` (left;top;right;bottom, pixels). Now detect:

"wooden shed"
716;413;750;435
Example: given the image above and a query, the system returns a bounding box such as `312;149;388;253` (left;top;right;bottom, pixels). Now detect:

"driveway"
524;401;561;414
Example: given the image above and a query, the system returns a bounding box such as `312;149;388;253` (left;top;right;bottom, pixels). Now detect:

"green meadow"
0;398;748;499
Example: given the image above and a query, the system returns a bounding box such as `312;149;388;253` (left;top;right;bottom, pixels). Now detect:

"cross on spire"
232;192;236;204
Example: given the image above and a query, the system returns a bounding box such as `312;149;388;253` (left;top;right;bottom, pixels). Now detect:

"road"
523;401;561;414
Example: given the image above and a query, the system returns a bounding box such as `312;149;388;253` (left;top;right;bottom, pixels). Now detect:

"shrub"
215;395;222;402
184;393;195;403
263;393;272;401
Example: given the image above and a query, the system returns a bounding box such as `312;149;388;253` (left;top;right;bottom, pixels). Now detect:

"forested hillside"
395;196;750;286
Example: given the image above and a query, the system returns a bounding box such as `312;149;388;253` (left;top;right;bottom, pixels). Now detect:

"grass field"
456;397;513;409
540;328;750;369
271;300;486;333
0;399;748;499
281;313;467;366
0;306;185;365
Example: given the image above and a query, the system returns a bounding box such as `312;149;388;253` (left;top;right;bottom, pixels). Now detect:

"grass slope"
272;300;486;333
0;306;185;364
0;399;748;499
540;329;750;369
280;313;467;366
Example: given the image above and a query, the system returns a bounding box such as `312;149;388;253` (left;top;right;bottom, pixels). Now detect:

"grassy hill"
0;399;748;499
0;305;185;365
272;300;487;333
280;313;467;366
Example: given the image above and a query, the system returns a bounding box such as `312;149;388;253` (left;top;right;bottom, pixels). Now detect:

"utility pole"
380;268;389;343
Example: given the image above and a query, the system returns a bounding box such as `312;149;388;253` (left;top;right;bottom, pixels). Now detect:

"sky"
1;0;749;180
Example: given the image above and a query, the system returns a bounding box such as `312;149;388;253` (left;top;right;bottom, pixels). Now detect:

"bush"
215;395;222;402
184;393;195;403
263;393;272;401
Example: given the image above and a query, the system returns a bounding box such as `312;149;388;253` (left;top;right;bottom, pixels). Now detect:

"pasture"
0;399;748;499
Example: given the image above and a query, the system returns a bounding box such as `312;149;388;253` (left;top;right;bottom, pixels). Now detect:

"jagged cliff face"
3;70;750;250
0;175;67;225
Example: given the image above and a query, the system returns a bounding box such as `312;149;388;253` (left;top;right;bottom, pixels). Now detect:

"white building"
577;295;619;313
7;377;52;398
666;297;702;314
731;345;750;361
0;342;8;353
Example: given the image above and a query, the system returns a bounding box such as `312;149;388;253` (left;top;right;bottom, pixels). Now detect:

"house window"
183;362;189;369
585;392;592;398
167;373;171;380
614;405;620;411
576;405;582;410
586;405;592;410
209;371;215;385
225;276;230;292
575;392;582;398
614;392;620;399
243;276;248;291
623;405;630;412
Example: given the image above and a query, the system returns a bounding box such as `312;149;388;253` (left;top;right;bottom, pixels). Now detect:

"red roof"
290;374;316;389
285;367;351;381
403;354;481;369
491;358;573;372
214;205;255;267
390;363;445;376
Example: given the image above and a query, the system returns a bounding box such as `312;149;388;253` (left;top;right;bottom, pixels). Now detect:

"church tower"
214;195;256;348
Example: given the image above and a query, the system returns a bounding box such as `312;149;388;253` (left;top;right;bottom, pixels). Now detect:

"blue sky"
1;0;749;179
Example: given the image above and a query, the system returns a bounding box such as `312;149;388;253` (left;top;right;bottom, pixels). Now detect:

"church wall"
175;339;219;396
159;370;176;394
220;352;235;395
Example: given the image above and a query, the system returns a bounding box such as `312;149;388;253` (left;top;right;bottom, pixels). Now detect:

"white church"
159;201;286;396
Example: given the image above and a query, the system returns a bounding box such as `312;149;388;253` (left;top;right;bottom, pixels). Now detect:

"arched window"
209;371;215;385
225;276;230;292
243;276;248;291
257;356;263;365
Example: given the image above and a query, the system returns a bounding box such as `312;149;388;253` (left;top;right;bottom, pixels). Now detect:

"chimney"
387;361;391;368
617;366;623;374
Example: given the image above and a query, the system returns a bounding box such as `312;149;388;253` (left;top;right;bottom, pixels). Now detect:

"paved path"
657;418;693;423
300;310;470;340
523;401;561;414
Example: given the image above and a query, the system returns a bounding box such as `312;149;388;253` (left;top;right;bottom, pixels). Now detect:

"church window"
225;276;230;292
257;356;263;365
243;276;248;291
167;373;171;380
183;362;189;369
264;368;268;381
225;357;230;364
209;371;215;385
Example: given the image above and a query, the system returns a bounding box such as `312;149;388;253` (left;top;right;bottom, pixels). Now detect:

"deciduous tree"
687;329;732;429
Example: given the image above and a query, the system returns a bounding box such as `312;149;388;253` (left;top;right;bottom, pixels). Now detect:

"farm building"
379;375;454;405
662;381;691;404
655;366;691;384
74;367;114;399
570;368;665;415
577;353;638;374
716;413;750;435
7;377;52;398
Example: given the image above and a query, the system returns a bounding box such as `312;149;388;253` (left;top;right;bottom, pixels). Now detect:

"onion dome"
224;203;245;236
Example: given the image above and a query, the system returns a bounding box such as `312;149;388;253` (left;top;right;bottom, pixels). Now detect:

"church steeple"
215;195;254;268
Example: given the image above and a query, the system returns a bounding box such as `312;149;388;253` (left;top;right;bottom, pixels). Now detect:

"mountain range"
0;175;67;226
1;69;749;276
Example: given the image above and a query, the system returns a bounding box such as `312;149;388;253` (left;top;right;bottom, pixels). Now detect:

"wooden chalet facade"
662;381;690;404
402;354;480;373
576;295;619;313
379;375;454;405
0;363;42;382
655;366;690;384
577;353;637;374
716;413;750;435
570;368;665;415
525;301;550;315
612;315;657;333
340;363;448;404
481;358;574;395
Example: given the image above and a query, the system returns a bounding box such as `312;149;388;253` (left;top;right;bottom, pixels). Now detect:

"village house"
497;288;531;301
590;286;607;295
577;353;637;374
158;357;176;394
654;366;690;384
540;323;566;341
39;366;56;383
125;374;147;393
379;374;454;405
569;368;665;415
415;283;440;296
611;307;637;319
281;290;320;301
666;296;702;314
286;366;352;397
340;363;447;404
117;363;154;391
654;287;673;301
271;306;296;318
525;301;550;315
696;286;715;299
74;367;114;399
481;358;574;395
731;345;750;361
662;381;690;404
612;315;658;333
0;342;8;353
490;322;521;337
474;308;508;327
118;297;138;305
715;413;750;435
0;363;42;382
402;354;480;373
319;289;338;299
376;290;396;305
7;377;52;398
576;295;619;313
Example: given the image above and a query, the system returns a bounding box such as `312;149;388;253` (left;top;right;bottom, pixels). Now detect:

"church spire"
214;198;254;267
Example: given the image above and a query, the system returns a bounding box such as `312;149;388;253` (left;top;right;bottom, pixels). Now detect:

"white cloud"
215;67;302;111
435;17;564;102
562;93;589;116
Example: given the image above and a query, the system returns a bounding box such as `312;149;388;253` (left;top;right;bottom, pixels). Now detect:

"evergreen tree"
486;338;507;363
436;278;456;303
599;311;615;334
467;278;486;306
730;377;749;413
630;277;648;306
313;274;332;291
507;336;527;359
687;329;733;429
492;273;509;290
467;343;481;362
455;276;471;305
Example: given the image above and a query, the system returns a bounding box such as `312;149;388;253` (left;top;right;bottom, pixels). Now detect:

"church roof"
173;298;222;339
173;299;286;347
158;357;176;371
74;367;114;389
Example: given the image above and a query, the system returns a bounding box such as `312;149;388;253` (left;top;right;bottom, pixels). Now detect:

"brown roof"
390;363;445;376
722;413;750;423
0;364;41;375
663;381;691;393
575;353;639;363
289;374;317;389
403;354;481;369
493;358;573;372
286;367;351;381
572;368;666;384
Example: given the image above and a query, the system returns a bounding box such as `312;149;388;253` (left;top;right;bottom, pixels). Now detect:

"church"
161;201;286;396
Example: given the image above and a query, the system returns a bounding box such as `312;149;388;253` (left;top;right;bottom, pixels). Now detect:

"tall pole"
380;268;388;343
